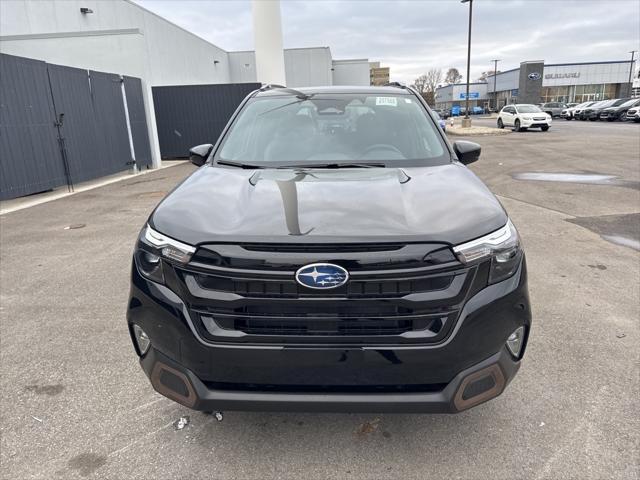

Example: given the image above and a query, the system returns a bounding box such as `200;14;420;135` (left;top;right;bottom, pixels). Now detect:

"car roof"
513;104;539;107
254;85;414;97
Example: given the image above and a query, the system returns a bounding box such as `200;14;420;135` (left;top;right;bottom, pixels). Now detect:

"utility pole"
628;50;637;96
461;0;473;127
490;59;500;111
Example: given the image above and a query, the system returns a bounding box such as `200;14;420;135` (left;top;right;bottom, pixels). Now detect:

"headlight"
453;219;522;284
134;225;195;283
522;116;531;120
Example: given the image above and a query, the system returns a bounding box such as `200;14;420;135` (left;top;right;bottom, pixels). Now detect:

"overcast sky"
135;0;639;84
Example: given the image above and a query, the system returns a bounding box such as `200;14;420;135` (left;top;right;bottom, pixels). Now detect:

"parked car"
576;100;609;120
599;98;640;121
626;106;640;122
561;101;595;120
434;108;450;119
580;99;630;121
497;104;551;131
127;85;531;415
540;102;567;117
433;110;446;131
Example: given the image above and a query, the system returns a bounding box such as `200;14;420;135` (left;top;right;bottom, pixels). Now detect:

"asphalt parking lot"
1;120;638;479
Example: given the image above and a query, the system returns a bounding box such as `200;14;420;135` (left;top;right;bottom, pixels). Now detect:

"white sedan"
497;104;552;132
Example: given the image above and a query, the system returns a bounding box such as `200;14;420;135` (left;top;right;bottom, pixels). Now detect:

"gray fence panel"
123;76;152;168
152;82;260;158
0;54;66;200
85;70;132;182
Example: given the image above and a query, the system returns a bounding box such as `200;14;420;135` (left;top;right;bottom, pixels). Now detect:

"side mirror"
189;144;213;167
453;140;481;165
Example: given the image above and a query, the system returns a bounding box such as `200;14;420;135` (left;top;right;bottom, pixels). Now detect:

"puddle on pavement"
601;235;640;251
512;172;617;184
566;213;640;251
513;172;639;190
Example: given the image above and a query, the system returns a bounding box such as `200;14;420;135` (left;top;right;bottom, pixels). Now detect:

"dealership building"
435;59;635;110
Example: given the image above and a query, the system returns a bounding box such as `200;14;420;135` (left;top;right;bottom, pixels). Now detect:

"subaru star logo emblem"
528;72;541;80
295;263;349;290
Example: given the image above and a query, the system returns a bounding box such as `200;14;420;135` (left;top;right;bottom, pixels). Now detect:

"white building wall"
228;47;337;87
487;69;520;93
451;83;488;101
332;59;370;86
284;47;332;87
0;0;232;167
228;51;258;84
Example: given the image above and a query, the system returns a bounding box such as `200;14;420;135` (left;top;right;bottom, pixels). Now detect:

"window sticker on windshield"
376;97;397;107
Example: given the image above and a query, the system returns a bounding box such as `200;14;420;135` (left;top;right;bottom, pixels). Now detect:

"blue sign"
459;92;480;99
511;89;519;97
451;105;461;116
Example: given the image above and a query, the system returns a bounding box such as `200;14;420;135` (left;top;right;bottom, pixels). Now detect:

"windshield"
619;99;638;107
516;105;542;113
215;93;448;168
609;98;629;107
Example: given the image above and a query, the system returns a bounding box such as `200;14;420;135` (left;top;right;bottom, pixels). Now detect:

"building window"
540;86;571;103
543;84;617;103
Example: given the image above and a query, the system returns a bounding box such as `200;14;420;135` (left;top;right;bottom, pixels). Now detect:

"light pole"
628;50;637;96
490;59;500;111
461;0;473;127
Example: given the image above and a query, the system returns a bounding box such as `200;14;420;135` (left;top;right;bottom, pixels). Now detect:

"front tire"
514;119;523;132
565;116;572;121
497;118;504;129
541;126;550;131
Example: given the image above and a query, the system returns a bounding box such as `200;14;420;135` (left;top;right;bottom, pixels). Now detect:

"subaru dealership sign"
459;92;480;99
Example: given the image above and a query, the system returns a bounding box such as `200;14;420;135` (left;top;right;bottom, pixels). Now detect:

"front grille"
533;117;546;121
166;242;487;345
187;270;454;298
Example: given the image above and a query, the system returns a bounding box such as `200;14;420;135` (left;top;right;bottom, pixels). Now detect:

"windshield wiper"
216;160;265;169
286;162;386;169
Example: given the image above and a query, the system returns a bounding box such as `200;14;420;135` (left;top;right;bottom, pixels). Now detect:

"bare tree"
413;69;442;105
412;74;429;94
478;70;500;82
444;67;462;85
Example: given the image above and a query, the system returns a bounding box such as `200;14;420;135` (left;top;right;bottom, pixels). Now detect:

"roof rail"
259;84;286;91
384;81;407;89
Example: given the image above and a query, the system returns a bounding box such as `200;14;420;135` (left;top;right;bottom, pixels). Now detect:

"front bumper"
128;257;531;413
520;118;551;128
140;345;520;413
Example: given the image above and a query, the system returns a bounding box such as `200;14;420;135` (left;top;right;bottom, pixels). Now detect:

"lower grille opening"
203;381;448;394
212;316;445;336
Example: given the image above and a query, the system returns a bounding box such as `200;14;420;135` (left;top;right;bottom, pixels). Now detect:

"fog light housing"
506;326;525;358
133;324;151;355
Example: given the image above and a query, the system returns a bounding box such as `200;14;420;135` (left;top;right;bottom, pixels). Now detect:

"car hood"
150;164;507;246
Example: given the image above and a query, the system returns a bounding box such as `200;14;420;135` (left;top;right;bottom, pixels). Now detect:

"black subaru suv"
128;85;531;414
